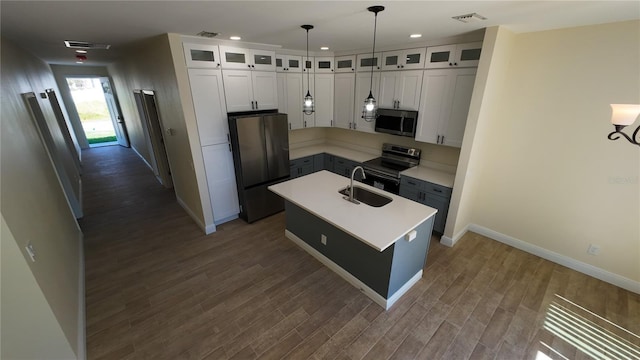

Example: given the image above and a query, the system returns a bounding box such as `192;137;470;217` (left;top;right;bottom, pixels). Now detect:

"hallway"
79;146;640;360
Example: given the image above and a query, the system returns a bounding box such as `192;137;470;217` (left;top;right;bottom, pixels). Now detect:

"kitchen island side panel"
285;201;394;298
388;217;433;297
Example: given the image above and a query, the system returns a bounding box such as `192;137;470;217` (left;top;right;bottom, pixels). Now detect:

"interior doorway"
65;77;129;148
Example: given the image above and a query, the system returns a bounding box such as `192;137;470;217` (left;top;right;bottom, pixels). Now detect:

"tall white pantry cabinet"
186;66;240;225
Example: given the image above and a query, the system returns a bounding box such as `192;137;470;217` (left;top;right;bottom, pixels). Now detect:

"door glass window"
337;59;352;69
318;61;331;69
276;58;283;67
360;57;378;67
385;56;398;66
406;53;421;64
190;50;215;62
288;59;300;68
254;54;272;65
460;48;481;61
225;52;246;63
305;60;312;69
430;51;450;63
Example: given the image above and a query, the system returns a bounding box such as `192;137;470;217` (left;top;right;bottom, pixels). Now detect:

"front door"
100;77;130;147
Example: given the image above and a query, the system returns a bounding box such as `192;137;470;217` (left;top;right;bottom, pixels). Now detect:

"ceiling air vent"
452;13;487;23
197;31;219;38
64;40;111;50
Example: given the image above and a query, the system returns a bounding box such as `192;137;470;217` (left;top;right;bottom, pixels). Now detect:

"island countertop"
269;171;437;252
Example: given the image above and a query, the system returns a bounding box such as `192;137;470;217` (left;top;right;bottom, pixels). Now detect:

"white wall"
109;34;206;228
450;21;640;289
1;37;84;359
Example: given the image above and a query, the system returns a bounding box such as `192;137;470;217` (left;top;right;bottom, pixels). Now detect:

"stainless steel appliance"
228;110;290;223
362;143;421;194
374;108;419;137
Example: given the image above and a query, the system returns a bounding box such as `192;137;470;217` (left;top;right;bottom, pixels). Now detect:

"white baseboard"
176;195;215;234
77;232;86;360
285;230;422;310
440;224;469;247
131;146;154;172
468;224;640;295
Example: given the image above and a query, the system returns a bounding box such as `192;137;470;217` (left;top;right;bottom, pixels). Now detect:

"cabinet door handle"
227;133;230;142
248;64;252;68
437;135;440;143
304;120;307;127
251;101;255;110
255;101;258;109
441;135;445;144
228;143;232;152
349;123;352;129
289;123;292;130
331;120;333;127
433;188;443;193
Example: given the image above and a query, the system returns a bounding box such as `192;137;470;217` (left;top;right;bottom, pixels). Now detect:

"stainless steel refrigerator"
228;111;290;223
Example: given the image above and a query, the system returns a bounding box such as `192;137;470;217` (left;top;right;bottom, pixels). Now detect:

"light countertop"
269;170;437;252
289;144;456;188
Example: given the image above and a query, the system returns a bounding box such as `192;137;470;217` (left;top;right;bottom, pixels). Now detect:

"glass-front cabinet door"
335;55;356;73
426;42;482;68
220;46;251;69
455;42;482;68
356;52;382;72
425;45;456;69
302;56;314;73
183;43;221;68
382;49;426;71
315;57;334;73
251;50;276;71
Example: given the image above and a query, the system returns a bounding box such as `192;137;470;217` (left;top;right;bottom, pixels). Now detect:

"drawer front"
400;176;425;191
423;182;452;198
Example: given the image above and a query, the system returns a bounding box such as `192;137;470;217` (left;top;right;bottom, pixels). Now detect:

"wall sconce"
608;104;640;146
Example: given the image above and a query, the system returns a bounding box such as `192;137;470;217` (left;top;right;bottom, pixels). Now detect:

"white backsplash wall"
288;127;327;149
326;128;461;169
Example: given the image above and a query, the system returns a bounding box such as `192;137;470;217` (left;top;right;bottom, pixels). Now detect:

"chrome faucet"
346;166;366;204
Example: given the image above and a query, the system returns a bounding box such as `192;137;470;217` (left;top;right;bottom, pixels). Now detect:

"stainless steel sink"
339;186;393;207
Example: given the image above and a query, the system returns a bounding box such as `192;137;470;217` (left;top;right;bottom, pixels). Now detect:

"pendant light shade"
301;24;314;115
362;5;384;122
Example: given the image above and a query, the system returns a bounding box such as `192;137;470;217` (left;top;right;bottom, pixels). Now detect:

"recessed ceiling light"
75;50;87;54
410;34;422;38
230;36;241;40
320;46;329;51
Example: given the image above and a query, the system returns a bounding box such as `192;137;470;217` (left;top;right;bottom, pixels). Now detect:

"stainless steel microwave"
374;108;418;138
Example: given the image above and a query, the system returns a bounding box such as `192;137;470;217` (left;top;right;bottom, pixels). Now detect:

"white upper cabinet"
276;54;303;73
379;70;423;110
335;55;357;73
356;52;382;72
353;71;380;133
315;57;334;73
219;46;276;71
415;68;476;147
425;42;482;69
277;72;304;130
187;68;229;146
314;74;334;127
222;70;278;112
333;73;356;129
302;56;314;73
183;43;221;68
381;48;426;71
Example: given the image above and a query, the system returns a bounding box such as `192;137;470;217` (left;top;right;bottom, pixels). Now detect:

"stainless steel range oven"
362;143;421;194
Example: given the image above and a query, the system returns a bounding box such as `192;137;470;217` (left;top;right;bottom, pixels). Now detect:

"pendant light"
301;25;314;115
362;6;384;122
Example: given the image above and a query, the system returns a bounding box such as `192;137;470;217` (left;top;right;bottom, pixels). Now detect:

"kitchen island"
269;170;437;309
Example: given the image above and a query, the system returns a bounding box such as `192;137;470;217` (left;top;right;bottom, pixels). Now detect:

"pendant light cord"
306;28;310;94
369;11;378;93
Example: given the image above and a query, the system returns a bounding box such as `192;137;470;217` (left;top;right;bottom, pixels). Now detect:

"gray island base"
269;171;437;310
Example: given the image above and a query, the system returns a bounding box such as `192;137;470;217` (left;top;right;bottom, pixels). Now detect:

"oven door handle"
363;168;401;185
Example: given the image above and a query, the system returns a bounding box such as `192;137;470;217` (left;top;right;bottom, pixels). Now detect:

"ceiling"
2;1;639;65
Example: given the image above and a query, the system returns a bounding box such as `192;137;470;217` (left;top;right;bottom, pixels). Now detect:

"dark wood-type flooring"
80;146;640;360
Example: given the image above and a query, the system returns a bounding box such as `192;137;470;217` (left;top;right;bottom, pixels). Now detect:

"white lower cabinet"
353;72;380;133
415;68;476;147
201;143;240;224
277;72;304;130
222;70;278;112
314;74;334;127
333;73;356;129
